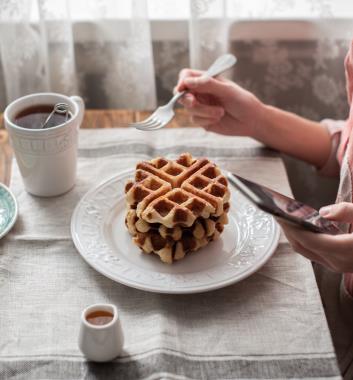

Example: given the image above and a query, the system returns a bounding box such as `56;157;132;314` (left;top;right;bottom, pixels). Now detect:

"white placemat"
0;128;341;379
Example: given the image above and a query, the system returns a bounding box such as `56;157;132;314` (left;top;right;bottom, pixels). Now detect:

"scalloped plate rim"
0;182;18;240
71;169;280;294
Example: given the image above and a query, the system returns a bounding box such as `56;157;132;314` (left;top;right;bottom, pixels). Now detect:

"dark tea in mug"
14;104;72;129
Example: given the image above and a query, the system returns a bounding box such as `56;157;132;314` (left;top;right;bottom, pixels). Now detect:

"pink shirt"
321;40;353;295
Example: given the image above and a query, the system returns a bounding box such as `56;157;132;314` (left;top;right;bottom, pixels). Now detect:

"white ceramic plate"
71;169;280;294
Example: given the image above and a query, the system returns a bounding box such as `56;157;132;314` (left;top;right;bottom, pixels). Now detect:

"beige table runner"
0;128;340;379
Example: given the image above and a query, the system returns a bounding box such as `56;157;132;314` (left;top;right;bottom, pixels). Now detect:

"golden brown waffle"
125;207;228;240
125;153;230;263
141;187;216;228
127;153;230;225
136;153;209;188
132;223;225;264
125;169;172;217
182;162;230;216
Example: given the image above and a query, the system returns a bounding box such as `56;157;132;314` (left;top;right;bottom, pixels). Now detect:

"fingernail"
184;78;197;87
319;206;332;217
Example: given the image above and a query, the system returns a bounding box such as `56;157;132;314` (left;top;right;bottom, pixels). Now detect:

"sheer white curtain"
0;0;156;109
189;0;229;69
0;0;349;110
188;0;352;68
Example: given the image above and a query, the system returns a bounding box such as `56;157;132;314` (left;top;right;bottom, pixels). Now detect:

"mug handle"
70;95;85;128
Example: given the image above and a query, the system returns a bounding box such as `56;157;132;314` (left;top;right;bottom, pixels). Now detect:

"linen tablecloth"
0;128;341;379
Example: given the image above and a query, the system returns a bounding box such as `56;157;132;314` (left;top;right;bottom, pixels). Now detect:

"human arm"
262;41;353;276
257;105;331;168
175;70;331;168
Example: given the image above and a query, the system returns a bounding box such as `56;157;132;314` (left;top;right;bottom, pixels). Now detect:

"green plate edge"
0;183;18;239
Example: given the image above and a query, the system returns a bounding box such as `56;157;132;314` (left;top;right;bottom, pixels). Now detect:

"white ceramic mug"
78;303;124;362
4;93;85;197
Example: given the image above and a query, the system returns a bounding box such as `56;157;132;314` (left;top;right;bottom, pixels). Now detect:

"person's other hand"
174;69;264;136
277;202;353;273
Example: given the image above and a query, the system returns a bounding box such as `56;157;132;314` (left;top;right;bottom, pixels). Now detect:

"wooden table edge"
0;109;191;186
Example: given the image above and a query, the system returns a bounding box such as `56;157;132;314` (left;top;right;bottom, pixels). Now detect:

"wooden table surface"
0;109;190;186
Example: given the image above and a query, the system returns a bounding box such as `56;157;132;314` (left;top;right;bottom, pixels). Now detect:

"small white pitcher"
4;93;84;197
78;303;124;362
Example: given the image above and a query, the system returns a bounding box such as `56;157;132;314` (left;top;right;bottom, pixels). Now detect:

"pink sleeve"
318;119;345;177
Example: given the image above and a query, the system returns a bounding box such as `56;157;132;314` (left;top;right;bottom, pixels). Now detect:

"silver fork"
133;53;237;131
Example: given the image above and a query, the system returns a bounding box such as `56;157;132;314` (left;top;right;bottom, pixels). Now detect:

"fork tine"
135;120;161;131
135;117;159;128
128;119;156;128
135;121;161;130
139;115;172;130
130;114;155;127
137;122;165;131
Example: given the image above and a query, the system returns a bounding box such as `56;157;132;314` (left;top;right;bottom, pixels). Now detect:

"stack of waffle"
125;153;230;264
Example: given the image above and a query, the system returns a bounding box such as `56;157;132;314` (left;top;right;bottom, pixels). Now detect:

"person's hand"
277;202;353;273
174;69;264;136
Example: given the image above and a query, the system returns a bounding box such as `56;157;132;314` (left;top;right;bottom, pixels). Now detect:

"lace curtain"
0;0;156;109
0;0;350;110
